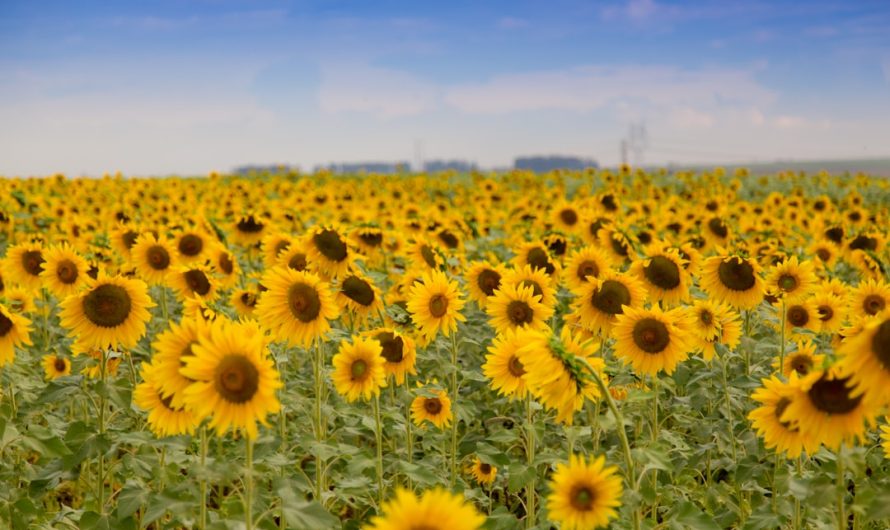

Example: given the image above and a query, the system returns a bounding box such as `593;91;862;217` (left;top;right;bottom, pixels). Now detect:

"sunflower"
129;233;178;285
3;241;45;292
546;453;623;530
407;236;443;271
406;269;466;340
807;240;838;270
686;299;740;361
351;225;385;262
781;366;878;450
811;290;846;334
848;279;890;320
332;337;387;402
628;248;690;306
482;328;529;400
765;256;818;302
151;317;208;408
230;288;259;317
255;267;339;347
465;261;505;307
336;272;384;323
168;264;217;301
40;243;89;299
467;456;497;486
517;327;605;425
110;225;141;260
552;201;582;233
134;361;201;438
59;274;154;351
174;228;210;263
261;232;294;269
180;318;282;440
513;241;560;278
563;246;614;293
210;246;240;289
277;243;312;273
364;327;417;385
572;271;647;336
486;283;553;334
702;216;731;249
783;299;819;334
777;339;825;378
699;254;765;310
183;295;218;323
613;305;694;376
748;375;818;458
231;213;267;247
363;487;485;530
411;386;453;429
598;227;636;264
306;225;354;279
3;287;36;314
502;264;557;308
41;353;71;380
838;312;890;407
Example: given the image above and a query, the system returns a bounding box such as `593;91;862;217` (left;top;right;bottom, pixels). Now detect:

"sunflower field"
1;167;890;530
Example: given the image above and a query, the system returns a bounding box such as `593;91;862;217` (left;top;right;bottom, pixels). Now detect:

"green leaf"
669;501;720;530
116;483;148;519
507;463;536;492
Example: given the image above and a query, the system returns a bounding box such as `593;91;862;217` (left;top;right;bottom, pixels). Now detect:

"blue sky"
1;0;888;175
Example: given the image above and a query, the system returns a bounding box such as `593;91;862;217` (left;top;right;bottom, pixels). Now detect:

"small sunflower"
777;339;825;378
174;228;211;263
210;246;240;289
151;317;208;408
261;232;294;269
598;227;636;264
335;272;384;323
134;362;201;438
3;241;45;292
686;299;740;361
230;289;259;317
783;299;820;334
465;261;505;307
129;233;178;285
255;267;340;347
628;248;690;307
748;375;818;458
546;453;623;530
563;246;614;293
700;254;765;310
332;337;387;402
306;225;354;279
765;256;818;302
513;241;560;278
277;242;312;272
364;327;417;385
486;283;553;334
411;386;453;429
3;287;36;314
502;264;557;308
838;312;890;407
40;243;89;299
811;290;846;334
59;274;154;351
613;305;694;376
848;279;890;320
363;487;485;530
110;224;141;260
467;457;497;486
231;213;267;247
41;353;71;380
406;269;466;340
482;328;529;400
168;264;217;301
572;271;647;335
180;318;282;440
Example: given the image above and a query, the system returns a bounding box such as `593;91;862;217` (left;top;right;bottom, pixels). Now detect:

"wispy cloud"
318;63;439;118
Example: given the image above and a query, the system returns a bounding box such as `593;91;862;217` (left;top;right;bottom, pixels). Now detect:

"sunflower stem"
406;380;414;491
158;446;166;492
651;375;659;523
97;348;107;516
160;286;168;321
199;425;207;530
524;394;536;529
373;394;385;504
313;340;325;503
720;353;744;521
794;456;802;530
590;399;601;454
449;331;459;489
779;300;787;378
245;437;254;530
743;310;751;376
836;444;845;530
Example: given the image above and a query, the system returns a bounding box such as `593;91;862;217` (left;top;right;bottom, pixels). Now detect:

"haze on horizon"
1;0;889;177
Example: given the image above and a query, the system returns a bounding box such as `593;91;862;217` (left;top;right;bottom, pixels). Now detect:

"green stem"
449;332;459;489
314;340;325;503
779;300;786;376
525;395;536;529
837;445;845;530
373;394;385;504
590;400;601;454
794;456;802;530
160;286;168;321
159;446;166;492
200;425;207;530
651;375;659;522
406;383;414;491
246;437;254;530
97;349;107;515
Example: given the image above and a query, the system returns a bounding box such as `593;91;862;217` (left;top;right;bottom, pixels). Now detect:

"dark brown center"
817;305;834;321
787;305;809;327
178;234;203;256
420;245;437;268
872;320;890;370
526;247;555;275
313;229;348;262
863;295;886;316
644;255;681;290
477;269;501;297
214;355;259;404
0;313;14;337
21;250;44;276
359;231;383;247
632;318;671;353
240;292;257;308
184;270;211;295
591;279;631;316
506;300;534;325
807;375;861;415
288;283;322;322
479;463;492;474
559;208;578;226
816;248;831;261
146;245;171;270
218;253;234;274
519;280;543;299
569;485;596;511
82;283;132;328
508;355;525;377
609;235;629;258
56;259;78;284
122;231;138;250
376;331;404;363
429;294;449;318
342;276;375;307
708;217;728;238
424;398;442;415
774;397;796;430
576;260;599;281
288;253;308;271
236;216;265;233
438;230;459;249
789;354;813;375
53;356;67;373
717;258;756;291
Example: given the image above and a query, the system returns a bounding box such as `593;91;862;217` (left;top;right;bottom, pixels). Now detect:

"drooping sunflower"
598;227;636;264
255;267;340;347
517;327;605;425
151;317;208;408
699;254;765;310
572;271;647;335
777;339;825;378
364;327;417;385
628;248;690;307
406;269;466;340
306;225;354;279
546;453;623;530
129;233;178;285
40;243;89;299
486;283;553;334
168;264;217;301
781;366;878;450
407;236;443;271
765;256;818;302
134;361;201;438
411;386;453;429
465;261;505;307
210;246;240;289
467;457;497;486
838;312;890;407
848;279;890;320
563;246;614;293
180;318;282;440
748;375;818;458
59;274;154;351
363;487;485;530
41;353;71;380
331;336;387;402
230;288;259;317
335;272;384;323
482;328;529;400
613;305;694;376
3;241;45;292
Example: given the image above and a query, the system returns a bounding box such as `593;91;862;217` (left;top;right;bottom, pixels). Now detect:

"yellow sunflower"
406;269;466;340
748;375;818;458
482;328;528;400
686;299;741;361
134;361;201;438
848;279;890;319
40;243;89;299
59;274;154;351
3;241;45;292
306;225;355;279
180;318;282;440
563;246;614;293
811;290;846;334
363;487;485;530
838;312;890;407
332;337;387;402
765;256;818;302
411;386;453;429
276;242;312;273
364;327;417;385
41;353;71;379
486;283;553;334
783;299;820;334
230;288;259;318
467;456;497;486
465;260;505;307
256;267;339;347
3;287;36;315
174;228;211;263
261;232;294;269
168;264;217;301
546;453;623;530
628;248;690;307
777;339;825;378
210;246;240;289
572;271;647;335
335;272;384;324
699;254;765;310
513;241;560;278
151;317;209;408
129;234;178;285
612;305;694;376
231;213;268;247
502;264;557;308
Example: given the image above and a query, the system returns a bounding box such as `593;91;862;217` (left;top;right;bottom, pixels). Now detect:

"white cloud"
318;63;439;118
668;107;715;129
